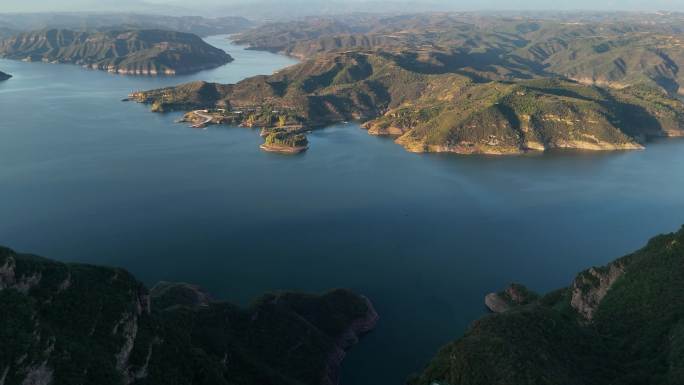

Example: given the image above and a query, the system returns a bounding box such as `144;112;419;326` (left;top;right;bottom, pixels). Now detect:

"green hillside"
410;226;684;385
0;247;377;385
374;79;684;154
132;50;684;154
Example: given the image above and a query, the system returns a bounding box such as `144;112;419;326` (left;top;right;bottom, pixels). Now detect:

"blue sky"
3;0;684;13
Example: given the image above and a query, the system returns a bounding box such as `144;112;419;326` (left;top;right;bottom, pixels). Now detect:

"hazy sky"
3;0;684;14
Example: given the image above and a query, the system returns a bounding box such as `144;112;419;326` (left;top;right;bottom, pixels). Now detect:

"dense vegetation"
410;226;684;385
0;247;377;385
0;29;232;75
263;129;309;149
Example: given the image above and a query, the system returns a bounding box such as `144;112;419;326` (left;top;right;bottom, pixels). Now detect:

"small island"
260;128;309;154
0;70;11;81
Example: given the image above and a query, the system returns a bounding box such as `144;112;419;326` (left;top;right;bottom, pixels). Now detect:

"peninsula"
131;50;684;154
0;70;10;80
0;29;233;75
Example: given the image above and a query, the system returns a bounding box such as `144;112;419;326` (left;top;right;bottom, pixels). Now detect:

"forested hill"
0;246;377;385
411;225;684;385
0;29;233;75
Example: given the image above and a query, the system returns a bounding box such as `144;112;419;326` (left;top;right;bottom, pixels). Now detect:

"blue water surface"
1;35;683;385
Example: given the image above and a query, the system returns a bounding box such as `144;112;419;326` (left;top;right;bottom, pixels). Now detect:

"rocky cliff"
410;226;684;385
0;70;10;81
0;246;377;385
0;29;232;75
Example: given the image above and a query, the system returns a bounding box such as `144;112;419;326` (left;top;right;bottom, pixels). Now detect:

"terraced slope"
0;29;232;75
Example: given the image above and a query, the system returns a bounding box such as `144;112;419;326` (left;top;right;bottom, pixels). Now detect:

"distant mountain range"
234;14;684;94
0;29;233;75
0;13;253;38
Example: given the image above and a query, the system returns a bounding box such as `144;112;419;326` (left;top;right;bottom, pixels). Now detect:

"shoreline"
259;143;309;154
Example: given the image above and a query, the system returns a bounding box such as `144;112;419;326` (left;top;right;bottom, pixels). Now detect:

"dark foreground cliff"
0;29;232;75
0;70;10;81
410;226;684;385
0;247;377;385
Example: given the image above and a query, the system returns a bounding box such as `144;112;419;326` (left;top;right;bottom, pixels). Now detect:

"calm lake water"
2;35;684;385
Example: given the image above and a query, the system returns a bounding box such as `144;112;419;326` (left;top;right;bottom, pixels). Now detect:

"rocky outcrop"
362;120;408;136
324;296;379;385
484;292;511;313
570;261;626;321
0;71;10;81
485;283;539;313
0;256;42;293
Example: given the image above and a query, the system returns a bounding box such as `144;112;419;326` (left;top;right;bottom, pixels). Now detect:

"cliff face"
0;70;10;81
131;51;684;155
411;226;684;385
0;29;232;75
0;247;376;385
